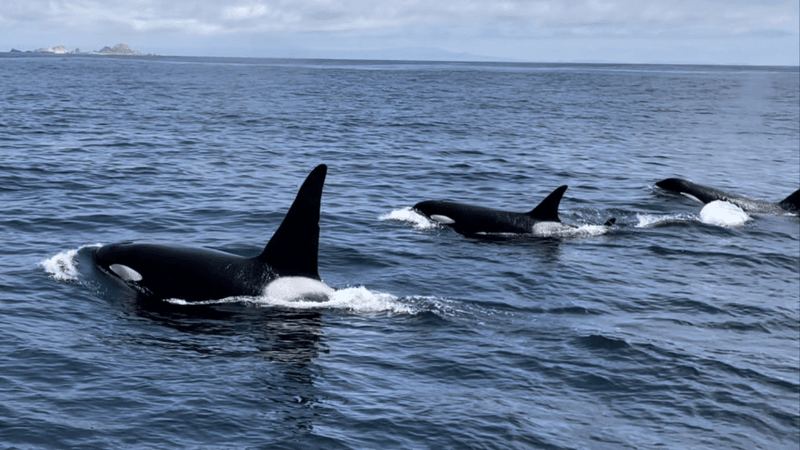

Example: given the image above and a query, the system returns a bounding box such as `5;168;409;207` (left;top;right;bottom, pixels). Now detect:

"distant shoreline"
9;43;150;56
3;49;798;69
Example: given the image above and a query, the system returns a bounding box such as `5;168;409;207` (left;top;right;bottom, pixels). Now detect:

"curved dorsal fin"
258;164;327;279
526;185;568;222
779;188;800;212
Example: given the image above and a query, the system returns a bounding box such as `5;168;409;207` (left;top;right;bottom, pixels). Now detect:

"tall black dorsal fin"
779;188;800;212
258;164;327;279
526;185;568;222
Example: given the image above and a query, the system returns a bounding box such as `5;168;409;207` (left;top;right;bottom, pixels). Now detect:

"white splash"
41;249;80;281
168;284;415;315
379;207;437;229
263;276;335;302
41;244;101;281
635;213;693;228
254;285;413;314
531;222;609;238
699;200;749;227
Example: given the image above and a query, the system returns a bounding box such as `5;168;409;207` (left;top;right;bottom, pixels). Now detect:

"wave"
379;207;437;229
165;285;416;315
40;244;101;282
635;213;697;228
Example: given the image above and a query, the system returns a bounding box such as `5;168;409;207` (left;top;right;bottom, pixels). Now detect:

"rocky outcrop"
97;44;141;55
34;45;69;54
17;43;146;56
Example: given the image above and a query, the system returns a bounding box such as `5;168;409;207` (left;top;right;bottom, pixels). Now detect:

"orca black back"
94;164;328;302
656;177;800;214
412;185;570;236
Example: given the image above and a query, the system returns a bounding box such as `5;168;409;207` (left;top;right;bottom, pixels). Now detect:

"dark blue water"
2;53;799;449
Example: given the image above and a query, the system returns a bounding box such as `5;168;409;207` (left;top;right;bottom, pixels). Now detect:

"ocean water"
1;53;799;449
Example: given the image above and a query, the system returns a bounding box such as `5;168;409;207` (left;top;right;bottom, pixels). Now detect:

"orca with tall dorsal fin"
413;185;616;238
93;164;333;302
655;178;800;214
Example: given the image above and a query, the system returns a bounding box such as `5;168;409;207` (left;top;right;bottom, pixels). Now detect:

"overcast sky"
2;0;798;65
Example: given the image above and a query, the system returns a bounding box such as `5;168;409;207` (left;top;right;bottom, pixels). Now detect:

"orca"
655;178;800;214
413;186;616;238
93;164;333;302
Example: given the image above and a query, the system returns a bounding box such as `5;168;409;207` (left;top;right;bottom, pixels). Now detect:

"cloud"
3;0;797;37
2;0;797;64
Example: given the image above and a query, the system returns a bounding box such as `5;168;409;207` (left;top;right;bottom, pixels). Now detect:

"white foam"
254;285;413;314
41;249;80;281
473;231;519;237
635;213;693;228
531;223;609;238
472;223;608;238
165;297;244;306
379;207;437;229
41;244;101;282
167;285;415;315
699;200;749;227
263;276;335;302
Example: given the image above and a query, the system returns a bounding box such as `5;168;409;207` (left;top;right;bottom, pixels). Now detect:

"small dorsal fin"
779;188;800;212
258;164;327;279
526;185;568;222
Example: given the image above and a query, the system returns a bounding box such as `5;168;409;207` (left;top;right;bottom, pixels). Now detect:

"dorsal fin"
258;164;327;279
779;188;800;212
526;185;568;222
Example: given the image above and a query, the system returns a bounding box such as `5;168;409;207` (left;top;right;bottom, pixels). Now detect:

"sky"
2;0;798;65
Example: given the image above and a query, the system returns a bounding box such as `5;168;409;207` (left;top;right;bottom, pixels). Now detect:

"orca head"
655;178;692;194
412;201;457;226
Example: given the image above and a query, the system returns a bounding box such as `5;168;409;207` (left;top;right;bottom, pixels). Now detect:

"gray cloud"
3;0;797;36
2;0;797;64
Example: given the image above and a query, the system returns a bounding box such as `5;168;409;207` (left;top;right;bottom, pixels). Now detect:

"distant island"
33;45;72;54
96;44;141;55
10;43;147;56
